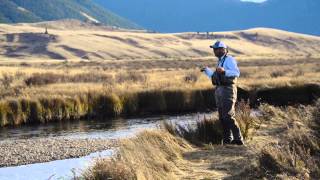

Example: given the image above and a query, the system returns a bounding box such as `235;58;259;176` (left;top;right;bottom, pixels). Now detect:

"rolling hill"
0;0;140;29
94;0;320;35
0;21;320;61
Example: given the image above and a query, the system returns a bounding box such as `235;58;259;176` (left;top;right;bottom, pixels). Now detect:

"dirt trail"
174;119;285;179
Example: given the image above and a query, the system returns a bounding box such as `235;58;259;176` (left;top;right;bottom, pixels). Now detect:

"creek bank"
0;137;117;167
0;84;319;127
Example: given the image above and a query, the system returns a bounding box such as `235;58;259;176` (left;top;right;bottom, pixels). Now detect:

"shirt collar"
219;54;227;61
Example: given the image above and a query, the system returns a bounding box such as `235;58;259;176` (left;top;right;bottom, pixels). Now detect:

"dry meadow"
0;20;319;126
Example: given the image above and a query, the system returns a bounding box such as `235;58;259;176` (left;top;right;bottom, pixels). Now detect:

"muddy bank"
0;137;116;167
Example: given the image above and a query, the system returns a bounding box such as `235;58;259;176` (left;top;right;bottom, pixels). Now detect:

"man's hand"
216;67;225;74
200;67;206;72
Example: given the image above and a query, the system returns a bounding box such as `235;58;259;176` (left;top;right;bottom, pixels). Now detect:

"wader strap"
216;55;227;86
217;55;227;68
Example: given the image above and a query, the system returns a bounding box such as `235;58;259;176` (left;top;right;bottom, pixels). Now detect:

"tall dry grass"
83;131;192;180
235;100;261;140
0;80;318;127
83;100;320;179
0;88;218;126
163;100;259;145
0;58;319;126
238;100;320;179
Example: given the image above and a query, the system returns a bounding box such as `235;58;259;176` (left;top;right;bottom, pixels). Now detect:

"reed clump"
0;97;90;126
0;88;216;127
91;93;123;118
163;100;259;146
83;131;192;180
115;71;147;84
0;84;318;127
236;100;261;140
83;159;136;180
243;101;320;179
24;72;114;86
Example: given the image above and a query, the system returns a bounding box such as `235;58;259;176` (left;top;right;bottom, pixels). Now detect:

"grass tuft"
163;100;258;145
83;159;136;180
163;117;223;145
83;131;192;179
251;101;320;179
236;100;261;140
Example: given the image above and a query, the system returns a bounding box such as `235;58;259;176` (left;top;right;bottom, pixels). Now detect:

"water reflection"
0;112;215;180
0;113;214;140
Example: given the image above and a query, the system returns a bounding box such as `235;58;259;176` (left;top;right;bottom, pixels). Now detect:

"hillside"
0;0;140;29
94;0;320;35
0;21;320;61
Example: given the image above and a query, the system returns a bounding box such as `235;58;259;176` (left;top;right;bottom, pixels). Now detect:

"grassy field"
1;20;320;61
0;57;319;126
0;21;319;126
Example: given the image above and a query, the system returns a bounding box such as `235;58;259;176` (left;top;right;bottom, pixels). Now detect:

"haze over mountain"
0;0;140;29
94;0;320;35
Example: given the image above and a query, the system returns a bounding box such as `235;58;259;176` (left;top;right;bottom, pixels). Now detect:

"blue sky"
241;0;267;3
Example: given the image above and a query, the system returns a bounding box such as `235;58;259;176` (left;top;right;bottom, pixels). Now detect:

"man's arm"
224;56;240;77
201;67;214;78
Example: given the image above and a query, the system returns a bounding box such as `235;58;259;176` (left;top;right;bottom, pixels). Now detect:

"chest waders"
213;56;243;144
211;56;237;86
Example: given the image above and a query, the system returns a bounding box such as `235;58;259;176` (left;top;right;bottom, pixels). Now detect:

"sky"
241;0;267;3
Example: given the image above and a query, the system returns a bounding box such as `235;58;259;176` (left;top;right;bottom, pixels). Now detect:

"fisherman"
201;41;244;145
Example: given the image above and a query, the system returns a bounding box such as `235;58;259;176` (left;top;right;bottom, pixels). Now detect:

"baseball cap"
209;41;227;49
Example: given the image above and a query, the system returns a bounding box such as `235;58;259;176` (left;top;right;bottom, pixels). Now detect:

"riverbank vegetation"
0;58;319;126
83;99;320;179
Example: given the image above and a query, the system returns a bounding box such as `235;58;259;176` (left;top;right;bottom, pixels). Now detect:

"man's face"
213;48;226;58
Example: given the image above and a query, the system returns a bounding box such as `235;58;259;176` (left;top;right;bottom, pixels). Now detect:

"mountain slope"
94;0;320;35
0;0;141;29
0;22;320;61
0;0;42;23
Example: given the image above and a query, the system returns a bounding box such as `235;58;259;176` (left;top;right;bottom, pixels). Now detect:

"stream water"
0;112;214;180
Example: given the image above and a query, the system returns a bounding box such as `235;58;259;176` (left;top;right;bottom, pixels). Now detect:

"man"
201;41;244;145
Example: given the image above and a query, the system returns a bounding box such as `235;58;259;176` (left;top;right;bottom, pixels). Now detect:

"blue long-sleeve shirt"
203;55;240;78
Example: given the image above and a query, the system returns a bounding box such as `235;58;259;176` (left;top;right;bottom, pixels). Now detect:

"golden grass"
246;102;320;179
83;130;194;180
0;88;220;126
0;24;320;126
1;22;320;61
0;57;319;126
83;100;320;179
162;100;259;146
0;58;319;99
